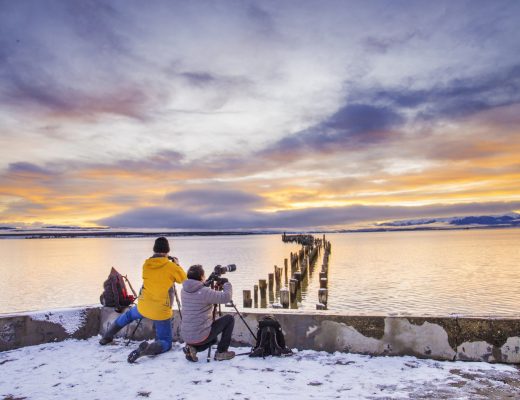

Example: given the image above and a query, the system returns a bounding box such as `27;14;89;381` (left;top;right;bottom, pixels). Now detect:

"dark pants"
192;314;235;353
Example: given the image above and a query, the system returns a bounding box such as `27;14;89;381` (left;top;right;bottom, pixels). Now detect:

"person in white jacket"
180;264;235;362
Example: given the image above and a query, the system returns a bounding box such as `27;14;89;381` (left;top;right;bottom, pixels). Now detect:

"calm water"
1;229;519;315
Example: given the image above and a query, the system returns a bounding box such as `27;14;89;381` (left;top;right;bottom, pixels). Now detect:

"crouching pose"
181;265;235;362
99;237;187;363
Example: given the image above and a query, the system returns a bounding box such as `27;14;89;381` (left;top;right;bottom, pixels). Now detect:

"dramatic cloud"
0;1;519;228
98;201;520;230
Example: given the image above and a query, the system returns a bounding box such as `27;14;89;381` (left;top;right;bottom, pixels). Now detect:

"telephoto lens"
223;264;237;273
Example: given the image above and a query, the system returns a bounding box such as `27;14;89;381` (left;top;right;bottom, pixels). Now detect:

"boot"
183;345;198;362
99;322;122;345
127;341;163;364
214;350;235;361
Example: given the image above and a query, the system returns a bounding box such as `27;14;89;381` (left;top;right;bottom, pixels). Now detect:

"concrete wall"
2;307;520;364
0;307;100;352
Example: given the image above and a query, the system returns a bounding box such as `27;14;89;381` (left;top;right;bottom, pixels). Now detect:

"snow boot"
214;350;235;361
127;341;163;363
99;322;122;345
183;345;198;362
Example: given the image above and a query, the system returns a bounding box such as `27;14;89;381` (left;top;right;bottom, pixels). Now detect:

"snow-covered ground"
1;338;519;399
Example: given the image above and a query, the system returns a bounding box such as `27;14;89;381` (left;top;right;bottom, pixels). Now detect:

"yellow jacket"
137;256;187;320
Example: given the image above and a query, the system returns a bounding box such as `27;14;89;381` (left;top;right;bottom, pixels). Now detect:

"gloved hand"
217;277;229;285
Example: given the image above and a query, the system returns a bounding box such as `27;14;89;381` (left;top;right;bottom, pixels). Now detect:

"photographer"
181;264;235;362
99;237;187;363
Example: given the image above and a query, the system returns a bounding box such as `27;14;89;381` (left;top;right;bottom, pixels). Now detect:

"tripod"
207;280;257;361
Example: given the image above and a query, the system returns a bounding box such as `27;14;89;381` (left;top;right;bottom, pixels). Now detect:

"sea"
1;228;519;316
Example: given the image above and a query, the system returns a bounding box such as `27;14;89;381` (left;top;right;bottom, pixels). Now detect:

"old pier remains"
243;233;332;310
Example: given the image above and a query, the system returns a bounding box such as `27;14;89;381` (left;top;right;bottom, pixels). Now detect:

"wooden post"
319;271;327;280
268;273;274;292
253;285;258;308
318;288;328;306
274;266;281;290
259;279;267;308
284;258;288;285
316;303;327;310
289;279;297;302
243;290;252;308
320;278;328;288
280;288;290;308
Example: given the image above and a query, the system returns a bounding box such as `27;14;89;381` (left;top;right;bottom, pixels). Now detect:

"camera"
213;264;237;276
204;264;237;287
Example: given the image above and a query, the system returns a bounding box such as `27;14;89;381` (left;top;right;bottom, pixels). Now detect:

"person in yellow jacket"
99;237;187;363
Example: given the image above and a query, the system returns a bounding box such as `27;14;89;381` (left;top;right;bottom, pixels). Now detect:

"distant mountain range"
378;213;520;228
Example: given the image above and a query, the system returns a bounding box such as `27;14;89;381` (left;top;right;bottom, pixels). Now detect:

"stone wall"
2;307;520;364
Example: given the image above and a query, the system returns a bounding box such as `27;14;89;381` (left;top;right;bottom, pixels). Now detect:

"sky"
0;0;519;230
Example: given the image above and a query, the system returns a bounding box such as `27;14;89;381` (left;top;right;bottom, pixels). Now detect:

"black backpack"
100;267;136;312
249;316;292;357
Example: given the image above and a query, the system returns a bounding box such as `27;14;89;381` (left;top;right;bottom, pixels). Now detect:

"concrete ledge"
0;307;100;352
3;307;520;364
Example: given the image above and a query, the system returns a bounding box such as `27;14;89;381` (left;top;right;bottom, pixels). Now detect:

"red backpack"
100;267;136;312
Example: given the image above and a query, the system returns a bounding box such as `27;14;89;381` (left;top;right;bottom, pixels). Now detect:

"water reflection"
0;229;519;316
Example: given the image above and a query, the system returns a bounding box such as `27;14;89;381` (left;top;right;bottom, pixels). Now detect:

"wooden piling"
316;303;327;310
289;278;297;301
259;279;267;308
280;288;290;308
274;266;282;289
243;290;252;308
284;258;288;285
268;273;274;293
253;285;258;308
320;278;328;288
318;288;328;306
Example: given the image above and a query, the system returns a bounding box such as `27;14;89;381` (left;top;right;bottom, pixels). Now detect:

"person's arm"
202;282;232;304
170;260;188;283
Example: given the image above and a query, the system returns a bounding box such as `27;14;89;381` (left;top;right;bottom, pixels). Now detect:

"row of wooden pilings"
316;239;332;310
242;234;332;309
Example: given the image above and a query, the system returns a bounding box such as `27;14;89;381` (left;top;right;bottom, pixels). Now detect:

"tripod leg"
231;302;257;342
126;318;142;346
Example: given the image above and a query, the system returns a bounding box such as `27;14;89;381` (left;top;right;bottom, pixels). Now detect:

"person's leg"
127;318;172;363
214;314;234;353
115;306;142;327
192;314;234;353
153;318;173;353
100;306;142;345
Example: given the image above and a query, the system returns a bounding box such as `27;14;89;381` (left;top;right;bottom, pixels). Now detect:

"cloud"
98;201;520;230
165;188;266;213
7;162;57;176
368;64;520;121
263;103;404;157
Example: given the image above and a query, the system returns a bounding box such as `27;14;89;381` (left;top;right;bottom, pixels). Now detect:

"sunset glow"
1;1;519;230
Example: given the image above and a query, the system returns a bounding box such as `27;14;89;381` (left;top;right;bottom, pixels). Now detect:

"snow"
30;309;87;335
1;338;519;399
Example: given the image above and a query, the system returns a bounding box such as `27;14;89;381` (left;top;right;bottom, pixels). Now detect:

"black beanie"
153;237;170;253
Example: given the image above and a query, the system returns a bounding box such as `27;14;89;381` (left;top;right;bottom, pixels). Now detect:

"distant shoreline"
0;224;518;239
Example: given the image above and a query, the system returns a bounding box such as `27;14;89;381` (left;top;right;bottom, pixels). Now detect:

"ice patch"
31;309;86;335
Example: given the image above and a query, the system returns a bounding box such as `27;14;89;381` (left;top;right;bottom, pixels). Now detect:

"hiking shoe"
127;341;149;364
99;322;121;345
214;350;235;361
183;345;198;362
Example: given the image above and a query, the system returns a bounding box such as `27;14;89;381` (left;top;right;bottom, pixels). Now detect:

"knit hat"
153;237;170;253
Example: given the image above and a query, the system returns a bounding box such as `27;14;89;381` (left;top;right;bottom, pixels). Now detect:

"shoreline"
0;224;518;239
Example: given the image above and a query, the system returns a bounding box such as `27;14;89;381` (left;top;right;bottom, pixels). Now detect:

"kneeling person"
181;265;235;361
99;237;187;363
